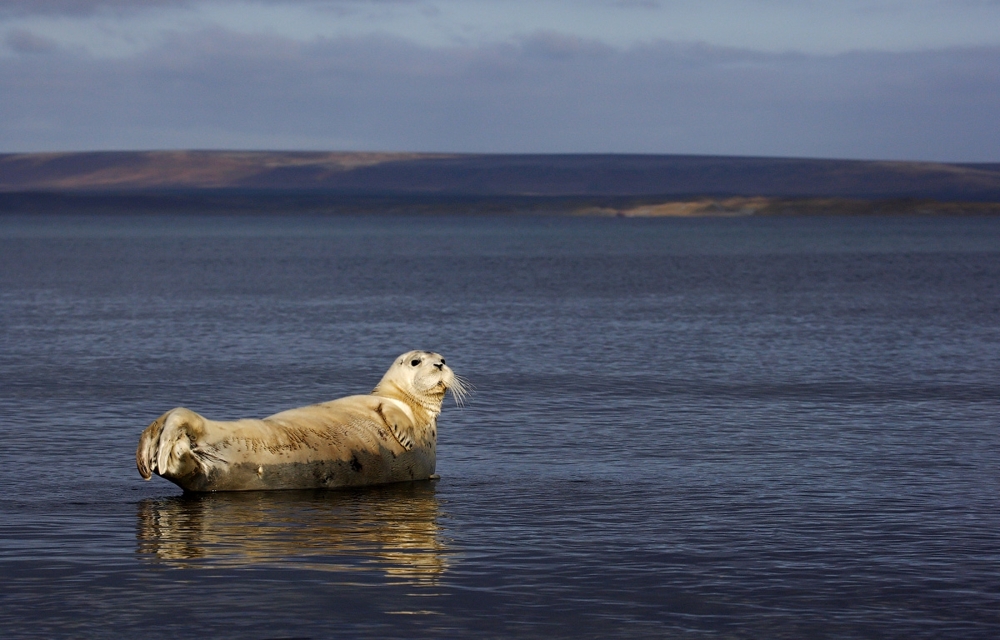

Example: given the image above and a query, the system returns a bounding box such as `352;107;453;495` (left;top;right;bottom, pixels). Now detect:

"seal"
136;351;468;492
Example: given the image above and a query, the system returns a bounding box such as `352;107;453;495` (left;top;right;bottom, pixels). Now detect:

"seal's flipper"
136;407;212;481
376;402;416;451
136;411;170;480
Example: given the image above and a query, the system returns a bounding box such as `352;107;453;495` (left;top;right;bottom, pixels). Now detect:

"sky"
1;0;999;161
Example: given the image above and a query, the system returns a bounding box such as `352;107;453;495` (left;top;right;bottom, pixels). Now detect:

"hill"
2;151;1000;215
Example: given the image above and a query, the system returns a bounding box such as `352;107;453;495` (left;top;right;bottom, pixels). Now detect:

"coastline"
2;191;998;217
3;151;1000;216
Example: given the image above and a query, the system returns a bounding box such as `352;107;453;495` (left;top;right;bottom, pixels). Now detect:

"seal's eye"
440;359;445;365
410;359;421;366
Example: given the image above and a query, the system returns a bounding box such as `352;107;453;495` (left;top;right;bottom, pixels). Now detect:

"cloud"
5;28;60;53
611;0;659;8
7;1;1000;58
0;0;408;17
1;28;998;160
0;0;189;16
517;31;614;59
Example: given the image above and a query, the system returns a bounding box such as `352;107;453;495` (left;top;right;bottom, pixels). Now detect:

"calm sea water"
1;213;999;639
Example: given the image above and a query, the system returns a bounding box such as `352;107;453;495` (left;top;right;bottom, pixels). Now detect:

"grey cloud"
517;31;615;59
1;29;998;160
6;28;60;53
0;1;190;16
610;0;660;8
0;0;408;17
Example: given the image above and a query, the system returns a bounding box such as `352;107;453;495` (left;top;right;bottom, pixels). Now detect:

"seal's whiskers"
449;375;473;407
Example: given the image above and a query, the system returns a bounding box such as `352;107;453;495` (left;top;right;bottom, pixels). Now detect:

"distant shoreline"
2;151;1000;215
2;191;998;217
579;196;1000;217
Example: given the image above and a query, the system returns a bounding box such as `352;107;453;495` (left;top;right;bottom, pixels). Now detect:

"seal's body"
136;351;466;492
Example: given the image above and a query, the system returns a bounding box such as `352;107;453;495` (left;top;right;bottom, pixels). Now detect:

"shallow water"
1;213;999;638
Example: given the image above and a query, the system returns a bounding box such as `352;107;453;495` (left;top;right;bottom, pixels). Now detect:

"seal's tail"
136;407;210;481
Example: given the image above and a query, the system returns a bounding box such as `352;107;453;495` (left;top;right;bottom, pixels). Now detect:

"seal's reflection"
137;482;449;584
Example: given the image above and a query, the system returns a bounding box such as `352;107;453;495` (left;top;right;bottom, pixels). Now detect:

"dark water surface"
1;213;999;639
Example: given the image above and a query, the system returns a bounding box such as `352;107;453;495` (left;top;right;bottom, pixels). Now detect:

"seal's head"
373;350;469;414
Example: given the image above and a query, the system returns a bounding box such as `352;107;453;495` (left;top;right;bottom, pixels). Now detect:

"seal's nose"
434;362;444;370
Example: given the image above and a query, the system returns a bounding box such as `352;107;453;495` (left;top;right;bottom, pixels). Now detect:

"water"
1;213;999;639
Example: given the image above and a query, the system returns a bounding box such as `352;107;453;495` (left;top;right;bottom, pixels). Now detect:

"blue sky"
2;0;999;160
